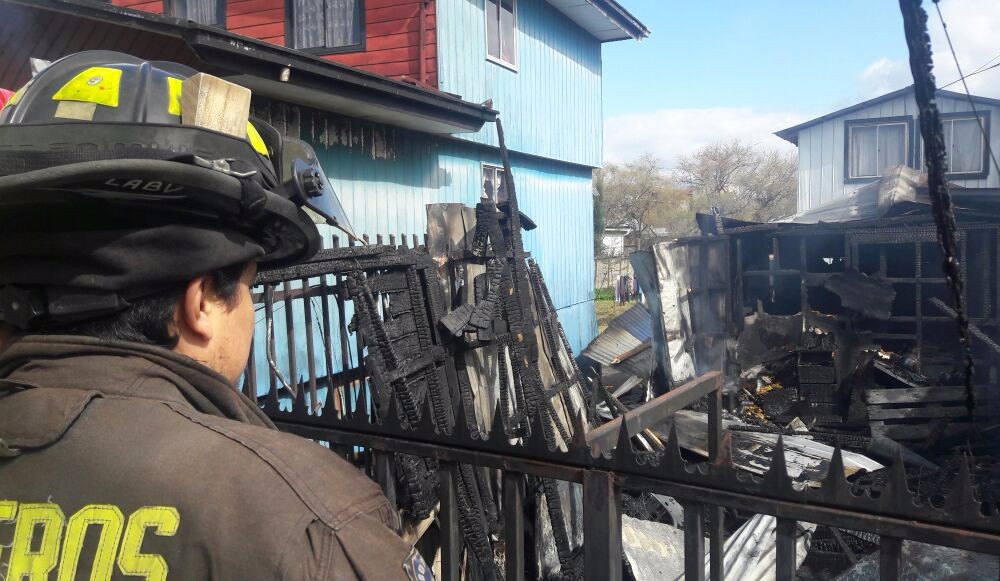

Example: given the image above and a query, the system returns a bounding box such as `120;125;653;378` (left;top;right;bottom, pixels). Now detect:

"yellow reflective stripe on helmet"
2;84;28;111
52;67;123;108
167;77;183;117
246;121;269;157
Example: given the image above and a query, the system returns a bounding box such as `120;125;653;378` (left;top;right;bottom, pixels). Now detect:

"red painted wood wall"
111;0;438;88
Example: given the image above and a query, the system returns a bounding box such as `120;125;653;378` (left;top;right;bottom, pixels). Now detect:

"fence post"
684;502;706;581
776;518;797;581
583;470;622;581
374;451;396;509
708;506;724;581
439;462;461;581
504;471;526;581
879;536;902;581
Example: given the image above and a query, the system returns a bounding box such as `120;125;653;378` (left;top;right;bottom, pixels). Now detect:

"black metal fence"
248;233;1000;581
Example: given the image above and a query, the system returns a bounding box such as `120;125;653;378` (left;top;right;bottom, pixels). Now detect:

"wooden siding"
113;0;164;14
112;0;437;86
796;92;1000;212
437;0;603;168
248;103;597;380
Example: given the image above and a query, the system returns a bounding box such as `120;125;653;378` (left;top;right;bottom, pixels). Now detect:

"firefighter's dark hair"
33;262;249;350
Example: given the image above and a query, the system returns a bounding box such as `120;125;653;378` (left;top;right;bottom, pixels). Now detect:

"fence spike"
823;442;849;502
945;453;978;520
489;399;506;444
293;375;308;413
664;421;683;472
763;436;792;494
615;415;632;457
452;395;473;440
355;385;370;423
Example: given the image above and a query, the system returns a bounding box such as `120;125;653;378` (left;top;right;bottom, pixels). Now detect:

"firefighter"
0;51;431;580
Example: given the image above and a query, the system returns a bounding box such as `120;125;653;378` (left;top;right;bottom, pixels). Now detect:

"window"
845;118;911;180
288;0;365;54
486;0;516;67
942;114;988;176
482;164;508;203
166;0;225;27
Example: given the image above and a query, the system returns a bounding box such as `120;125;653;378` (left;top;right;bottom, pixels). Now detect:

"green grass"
595;297;630;332
594;287;615;301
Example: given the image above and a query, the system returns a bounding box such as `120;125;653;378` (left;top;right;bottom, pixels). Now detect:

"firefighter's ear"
176;274;215;345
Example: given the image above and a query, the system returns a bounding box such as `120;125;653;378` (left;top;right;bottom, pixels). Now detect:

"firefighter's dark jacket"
0;335;413;580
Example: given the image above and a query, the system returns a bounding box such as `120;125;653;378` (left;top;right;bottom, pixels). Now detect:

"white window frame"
481;163;507;203
942;114;987;176
485;0;518;71
846;119;911;180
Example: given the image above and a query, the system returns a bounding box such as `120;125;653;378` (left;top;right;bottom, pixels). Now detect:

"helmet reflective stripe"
246;122;269;157
167;77;182;116
51;67;123;108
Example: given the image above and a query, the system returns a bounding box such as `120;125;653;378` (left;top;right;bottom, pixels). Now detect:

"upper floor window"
486;0;516;67
846;118;910;180
288;0;365;54
166;0;225;26
940;113;989;176
482;164;508;203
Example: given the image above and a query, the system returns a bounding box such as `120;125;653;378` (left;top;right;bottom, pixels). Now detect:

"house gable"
785;87;1000;212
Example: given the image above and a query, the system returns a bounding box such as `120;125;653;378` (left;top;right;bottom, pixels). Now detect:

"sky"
601;0;1000;166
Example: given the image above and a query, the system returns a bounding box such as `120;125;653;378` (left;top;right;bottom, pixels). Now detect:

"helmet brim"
0;158;320;268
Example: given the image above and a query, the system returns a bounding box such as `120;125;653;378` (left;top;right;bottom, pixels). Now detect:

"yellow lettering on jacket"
57;504;125;581
117;506;180;581
0;500;17;565
0;502;180;580
7;503;65;581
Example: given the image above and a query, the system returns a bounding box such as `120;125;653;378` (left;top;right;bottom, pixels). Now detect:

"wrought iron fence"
246;233;1000;581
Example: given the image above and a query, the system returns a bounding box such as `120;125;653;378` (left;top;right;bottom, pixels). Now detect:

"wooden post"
181;73;251;137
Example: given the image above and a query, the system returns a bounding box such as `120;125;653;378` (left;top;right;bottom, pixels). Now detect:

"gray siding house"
776;86;1000;213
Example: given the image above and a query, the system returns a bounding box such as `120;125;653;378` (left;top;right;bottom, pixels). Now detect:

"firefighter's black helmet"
0;50;356;329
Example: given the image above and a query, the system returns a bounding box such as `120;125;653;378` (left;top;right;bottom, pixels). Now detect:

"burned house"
651;167;1000;450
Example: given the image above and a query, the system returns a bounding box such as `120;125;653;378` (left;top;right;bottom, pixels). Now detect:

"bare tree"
674;139;797;222
598;153;671;240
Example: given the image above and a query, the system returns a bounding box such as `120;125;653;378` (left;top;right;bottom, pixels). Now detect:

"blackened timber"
899;0;975;412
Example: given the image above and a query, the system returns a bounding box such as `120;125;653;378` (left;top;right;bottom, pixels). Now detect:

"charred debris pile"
582;168;1000;578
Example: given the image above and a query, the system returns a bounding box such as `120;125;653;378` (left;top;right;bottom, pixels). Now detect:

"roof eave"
6;0;496;135
546;0;650;42
589;0;651;41
775;86;1000;146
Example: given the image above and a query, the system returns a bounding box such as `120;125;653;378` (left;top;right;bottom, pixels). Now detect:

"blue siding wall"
436;0;603;168
325;132;597;352
796;93;1000;211
249;121;597;396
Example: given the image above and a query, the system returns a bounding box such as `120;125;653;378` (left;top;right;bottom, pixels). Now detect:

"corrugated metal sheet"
436;0;603;168
581;303;651;366
796;92;1000;212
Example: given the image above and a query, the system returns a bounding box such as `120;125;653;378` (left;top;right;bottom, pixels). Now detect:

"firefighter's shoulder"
158;401;418;580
